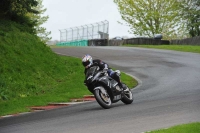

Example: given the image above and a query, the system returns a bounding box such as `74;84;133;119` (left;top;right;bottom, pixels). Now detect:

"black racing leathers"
84;59;109;75
84;59;122;88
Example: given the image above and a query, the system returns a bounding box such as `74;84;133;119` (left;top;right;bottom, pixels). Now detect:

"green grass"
148;122;200;133
0;20;137;116
124;44;200;54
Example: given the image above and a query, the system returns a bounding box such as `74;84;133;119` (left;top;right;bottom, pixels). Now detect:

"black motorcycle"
85;66;133;109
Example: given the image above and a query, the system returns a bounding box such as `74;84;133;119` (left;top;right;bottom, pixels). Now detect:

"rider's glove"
103;68;108;72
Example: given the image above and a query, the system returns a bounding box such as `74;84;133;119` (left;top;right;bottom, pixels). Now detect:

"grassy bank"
148;122;200;133
0;20;137;116
124;44;200;54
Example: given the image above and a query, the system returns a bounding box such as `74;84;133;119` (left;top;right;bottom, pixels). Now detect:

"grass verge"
123;44;200;54
0;54;137;116
148;122;200;133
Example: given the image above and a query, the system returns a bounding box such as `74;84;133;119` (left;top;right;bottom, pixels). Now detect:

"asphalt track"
0;46;200;133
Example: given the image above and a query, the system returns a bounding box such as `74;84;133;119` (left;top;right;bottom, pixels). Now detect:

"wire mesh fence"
59;20;109;42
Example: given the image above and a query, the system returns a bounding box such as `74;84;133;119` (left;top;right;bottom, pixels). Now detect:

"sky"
42;0;133;41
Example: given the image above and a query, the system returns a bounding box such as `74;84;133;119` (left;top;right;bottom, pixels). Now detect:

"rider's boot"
118;81;129;91
111;70;128;91
118;82;127;91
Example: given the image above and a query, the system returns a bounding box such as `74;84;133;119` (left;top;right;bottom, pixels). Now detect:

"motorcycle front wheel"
121;84;133;104
94;86;112;109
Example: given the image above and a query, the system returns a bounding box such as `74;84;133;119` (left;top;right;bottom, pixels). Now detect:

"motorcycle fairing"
98;75;122;102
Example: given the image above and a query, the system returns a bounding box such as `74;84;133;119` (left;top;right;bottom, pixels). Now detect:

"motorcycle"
85;66;133;109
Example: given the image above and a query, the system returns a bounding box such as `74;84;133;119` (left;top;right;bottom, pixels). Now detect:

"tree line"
0;0;51;42
114;0;200;40
1;0;199;41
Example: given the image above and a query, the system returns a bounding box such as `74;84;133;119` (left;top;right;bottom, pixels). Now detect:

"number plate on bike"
114;94;121;100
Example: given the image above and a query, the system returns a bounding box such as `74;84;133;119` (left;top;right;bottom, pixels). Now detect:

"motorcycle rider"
82;54;123;88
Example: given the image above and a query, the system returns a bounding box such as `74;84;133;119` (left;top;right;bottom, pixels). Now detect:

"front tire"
121;84;133;104
94;86;112;109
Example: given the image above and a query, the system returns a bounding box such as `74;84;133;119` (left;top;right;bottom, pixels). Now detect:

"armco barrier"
56;40;88;46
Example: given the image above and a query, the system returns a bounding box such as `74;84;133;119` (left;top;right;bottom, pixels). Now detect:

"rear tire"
94;86;112;109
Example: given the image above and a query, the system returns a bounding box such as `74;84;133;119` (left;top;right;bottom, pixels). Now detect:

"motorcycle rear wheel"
94;86;112;109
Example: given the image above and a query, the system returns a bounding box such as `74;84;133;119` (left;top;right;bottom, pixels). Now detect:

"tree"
113;0;184;39
28;0;52;43
181;0;200;37
0;0;39;33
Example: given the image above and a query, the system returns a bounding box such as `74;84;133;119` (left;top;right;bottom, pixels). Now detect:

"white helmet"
82;54;93;68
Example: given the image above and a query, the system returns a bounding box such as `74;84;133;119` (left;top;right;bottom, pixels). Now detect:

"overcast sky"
42;0;133;41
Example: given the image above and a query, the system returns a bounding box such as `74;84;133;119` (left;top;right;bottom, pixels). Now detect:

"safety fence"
170;36;200;45
59;20;109;42
88;39;108;46
124;38;170;45
56;38;169;46
56;39;108;46
56;40;88;46
56;36;200;46
108;38;169;46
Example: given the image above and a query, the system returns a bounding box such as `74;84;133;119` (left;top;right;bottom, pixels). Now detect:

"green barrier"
56;40;88;46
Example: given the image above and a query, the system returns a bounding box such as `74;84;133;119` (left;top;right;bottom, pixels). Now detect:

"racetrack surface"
0;47;200;133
